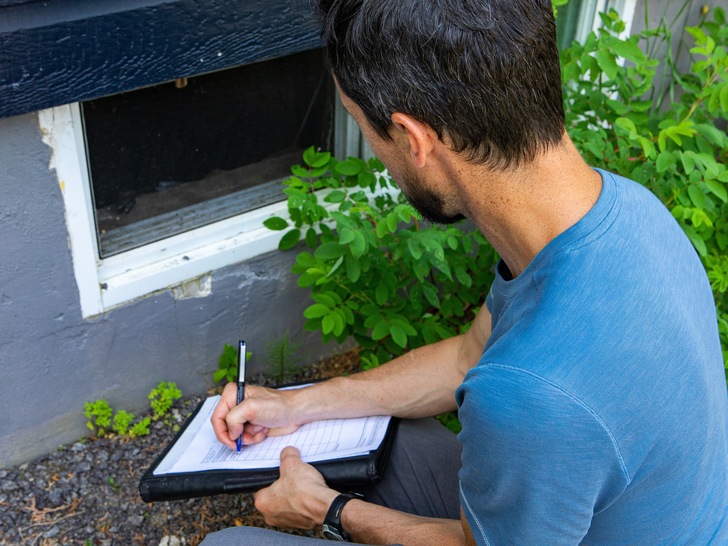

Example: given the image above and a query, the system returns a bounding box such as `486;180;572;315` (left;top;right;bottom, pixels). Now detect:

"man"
202;0;728;544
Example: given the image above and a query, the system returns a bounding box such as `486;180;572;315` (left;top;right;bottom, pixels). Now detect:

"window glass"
82;48;334;257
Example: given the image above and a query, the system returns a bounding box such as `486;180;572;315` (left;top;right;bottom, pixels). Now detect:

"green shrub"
148;381;182;421
112;410;135;436
84;382;182;439
84;399;113;437
129;417;151;438
264;148;498;369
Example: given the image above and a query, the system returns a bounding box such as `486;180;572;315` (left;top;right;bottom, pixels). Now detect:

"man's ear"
391;113;436;169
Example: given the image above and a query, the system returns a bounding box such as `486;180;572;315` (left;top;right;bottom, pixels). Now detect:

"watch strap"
322;492;360;541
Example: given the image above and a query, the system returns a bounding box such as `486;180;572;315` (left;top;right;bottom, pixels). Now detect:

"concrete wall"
0;111;331;467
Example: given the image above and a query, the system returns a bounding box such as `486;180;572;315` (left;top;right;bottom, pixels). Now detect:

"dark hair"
316;0;565;169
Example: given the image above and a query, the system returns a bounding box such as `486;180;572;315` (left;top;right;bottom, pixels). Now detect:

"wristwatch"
322;493;361;541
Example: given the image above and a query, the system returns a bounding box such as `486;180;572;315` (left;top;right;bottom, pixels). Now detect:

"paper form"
153;395;391;475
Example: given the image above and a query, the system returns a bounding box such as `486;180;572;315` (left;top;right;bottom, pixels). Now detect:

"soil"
0;349;362;546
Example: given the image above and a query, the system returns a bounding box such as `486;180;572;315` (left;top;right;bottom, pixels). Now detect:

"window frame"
40;99;364;318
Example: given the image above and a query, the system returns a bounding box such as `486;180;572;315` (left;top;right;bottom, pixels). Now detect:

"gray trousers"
200;417;462;545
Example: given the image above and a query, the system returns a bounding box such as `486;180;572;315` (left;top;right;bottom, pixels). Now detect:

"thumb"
279;446;303;475
280;445;302;464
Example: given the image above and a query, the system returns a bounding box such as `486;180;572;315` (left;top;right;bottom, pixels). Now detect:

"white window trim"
585;0;638;40
39;101;365;318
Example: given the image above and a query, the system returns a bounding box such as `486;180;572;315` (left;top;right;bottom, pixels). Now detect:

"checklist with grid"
152;394;392;476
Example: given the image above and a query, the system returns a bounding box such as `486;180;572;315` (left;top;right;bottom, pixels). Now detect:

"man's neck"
453;135;603;278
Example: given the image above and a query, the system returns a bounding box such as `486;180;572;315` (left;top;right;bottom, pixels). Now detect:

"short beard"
397;175;464;225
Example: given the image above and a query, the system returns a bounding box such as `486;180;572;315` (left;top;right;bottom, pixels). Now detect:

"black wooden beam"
0;0;324;119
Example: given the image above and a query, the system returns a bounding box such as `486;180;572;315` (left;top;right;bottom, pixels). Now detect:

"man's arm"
254;446;475;546
212;304;491;447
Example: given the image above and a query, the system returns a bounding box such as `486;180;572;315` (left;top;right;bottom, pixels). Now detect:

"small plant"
213;343;238;384
107;475;120;492
213;343;253;384
266;330;301;384
84;382;182;439
129;417;151;438
84;400;113;437
112;409;135;436
148;382;182;421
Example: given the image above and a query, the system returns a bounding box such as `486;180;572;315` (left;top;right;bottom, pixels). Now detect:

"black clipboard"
139;395;398;503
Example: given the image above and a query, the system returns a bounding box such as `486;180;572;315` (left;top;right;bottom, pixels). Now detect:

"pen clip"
237;340;247;384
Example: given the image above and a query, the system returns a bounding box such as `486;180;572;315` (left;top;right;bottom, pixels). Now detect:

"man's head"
316;0;565;172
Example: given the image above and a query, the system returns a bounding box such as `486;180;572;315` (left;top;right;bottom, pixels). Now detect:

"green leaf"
596;49;619;80
322;314;335;335
682;225;708;256
680;151;696;174
304;304;330;319
376;219;389;239
335;159;362;176
422;284;440;308
606;99;629;115
303;147;331;168
407;238;424;260
315;242;347;260
327;255;345;277
324;190;347;203
687;185;705;209
637;136;656;159
387;212;398;232
696;153;720;179
390;325;408;348
279;229;301;251
375;282;389;306
615;117;637;139
305;228;318;249
263;216;289;231
608;37;644;62
372;319;390;341
351;231;367;257
345;255;361;283
706;180;728;203
656;151;674;173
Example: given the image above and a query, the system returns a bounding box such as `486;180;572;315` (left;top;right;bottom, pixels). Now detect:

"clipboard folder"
139;394;398;503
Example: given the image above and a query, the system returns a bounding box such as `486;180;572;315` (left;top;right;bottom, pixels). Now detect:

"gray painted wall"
0;112;331;467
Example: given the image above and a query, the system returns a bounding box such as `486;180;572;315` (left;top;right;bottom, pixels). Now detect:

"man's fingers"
211;382;240;449
280;445;302;460
279;446;303;472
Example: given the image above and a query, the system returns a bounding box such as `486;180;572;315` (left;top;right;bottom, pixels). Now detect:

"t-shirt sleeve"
457;364;631;545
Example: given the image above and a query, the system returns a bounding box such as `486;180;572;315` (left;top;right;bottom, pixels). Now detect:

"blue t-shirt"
456;169;728;544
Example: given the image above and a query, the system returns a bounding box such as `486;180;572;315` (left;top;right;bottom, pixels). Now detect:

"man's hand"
253;447;339;529
211;383;301;450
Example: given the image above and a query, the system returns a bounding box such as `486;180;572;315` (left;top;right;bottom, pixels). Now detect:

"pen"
236;339;246;453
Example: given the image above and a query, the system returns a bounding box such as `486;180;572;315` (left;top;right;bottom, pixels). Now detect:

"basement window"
82;48;335;258
42;47;369;318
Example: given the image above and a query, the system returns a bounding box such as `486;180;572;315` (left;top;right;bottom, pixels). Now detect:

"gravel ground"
0;350;361;546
